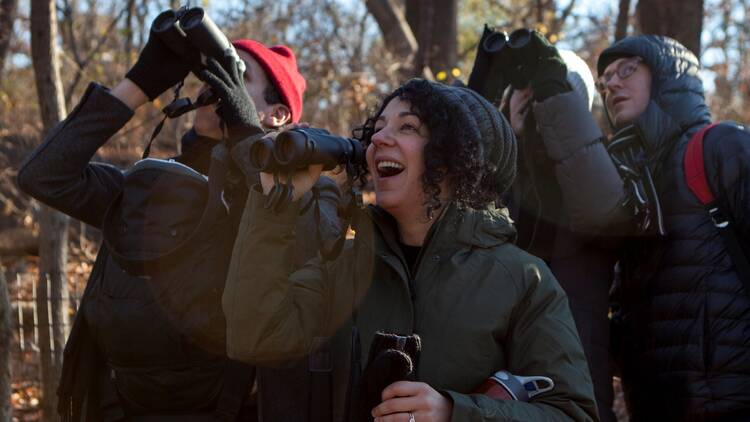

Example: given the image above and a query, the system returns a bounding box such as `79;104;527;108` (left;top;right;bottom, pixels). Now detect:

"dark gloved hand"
518;31;570;102
125;25;194;101
197;54;264;146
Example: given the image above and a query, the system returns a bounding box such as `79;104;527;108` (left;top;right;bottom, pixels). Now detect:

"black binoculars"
152;7;246;80
150;7;245;117
249;128;366;173
467;26;535;105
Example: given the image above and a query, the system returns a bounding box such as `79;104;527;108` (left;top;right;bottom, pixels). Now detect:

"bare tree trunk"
411;0;432;77
0;268;11;422
405;1;420;44
30;0;70;420
615;0;631;41
636;0;704;55
0;0;18;77
429;0;457;76
404;0;456;80
364;0;417;61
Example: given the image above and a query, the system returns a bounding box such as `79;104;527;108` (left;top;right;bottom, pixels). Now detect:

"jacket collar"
361;202;516;255
632;100;683;171
174;128;221;175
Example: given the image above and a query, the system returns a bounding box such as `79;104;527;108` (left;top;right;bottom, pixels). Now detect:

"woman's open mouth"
377;160;405;178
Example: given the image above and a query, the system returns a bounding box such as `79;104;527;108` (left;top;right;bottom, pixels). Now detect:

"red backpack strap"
684;123;721;205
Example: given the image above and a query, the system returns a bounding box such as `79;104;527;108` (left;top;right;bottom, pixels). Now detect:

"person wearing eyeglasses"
595;35;750;421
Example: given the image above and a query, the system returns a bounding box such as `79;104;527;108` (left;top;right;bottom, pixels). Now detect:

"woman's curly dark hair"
353;79;516;219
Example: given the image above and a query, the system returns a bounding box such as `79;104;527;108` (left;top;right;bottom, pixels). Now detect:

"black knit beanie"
428;81;517;196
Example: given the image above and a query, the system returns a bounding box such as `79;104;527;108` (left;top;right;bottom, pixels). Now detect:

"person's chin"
374;189;401;211
614;109;637;128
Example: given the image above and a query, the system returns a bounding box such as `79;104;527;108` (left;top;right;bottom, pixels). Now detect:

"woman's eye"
401;123;417;132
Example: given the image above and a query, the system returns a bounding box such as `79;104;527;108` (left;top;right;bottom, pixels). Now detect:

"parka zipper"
396;208;449;336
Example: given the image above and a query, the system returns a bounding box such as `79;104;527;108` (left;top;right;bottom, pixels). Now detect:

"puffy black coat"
598;36;750;421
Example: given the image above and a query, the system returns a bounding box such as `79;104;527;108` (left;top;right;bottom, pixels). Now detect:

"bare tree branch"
64;4;128;104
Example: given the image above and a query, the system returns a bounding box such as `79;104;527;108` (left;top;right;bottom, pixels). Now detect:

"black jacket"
17;82;343;420
599;36;750;421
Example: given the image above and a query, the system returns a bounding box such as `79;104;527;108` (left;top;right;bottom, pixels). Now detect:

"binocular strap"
142;81;187;159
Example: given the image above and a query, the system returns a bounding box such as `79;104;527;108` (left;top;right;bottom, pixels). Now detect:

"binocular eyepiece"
249;128;366;173
482;28;531;54
467;26;535;105
152;7;246;82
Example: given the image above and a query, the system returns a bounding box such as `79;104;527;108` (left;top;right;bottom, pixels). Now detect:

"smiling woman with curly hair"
357;79;517;218
222;78;598;422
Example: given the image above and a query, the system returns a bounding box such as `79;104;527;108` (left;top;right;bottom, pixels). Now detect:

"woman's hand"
259;164;324;202
371;381;452;422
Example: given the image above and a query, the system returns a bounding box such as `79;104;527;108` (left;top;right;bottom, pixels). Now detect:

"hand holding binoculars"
152;6;245;92
467;26;544;105
249;128;366;173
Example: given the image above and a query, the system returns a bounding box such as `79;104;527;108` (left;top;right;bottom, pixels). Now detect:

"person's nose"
371;127;395;148
605;73;624;94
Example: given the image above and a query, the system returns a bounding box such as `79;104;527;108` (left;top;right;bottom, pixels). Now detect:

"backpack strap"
684;123;721;204
684;122;750;299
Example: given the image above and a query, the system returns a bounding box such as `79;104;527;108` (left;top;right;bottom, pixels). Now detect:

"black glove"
197;55;264;146
517;31;570;102
125;24;195;101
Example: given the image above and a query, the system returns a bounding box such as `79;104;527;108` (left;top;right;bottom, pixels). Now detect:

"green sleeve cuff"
442;389;504;420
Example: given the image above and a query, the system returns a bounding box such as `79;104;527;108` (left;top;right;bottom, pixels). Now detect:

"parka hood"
366;202;516;251
452;204;517;248
598;36;711;161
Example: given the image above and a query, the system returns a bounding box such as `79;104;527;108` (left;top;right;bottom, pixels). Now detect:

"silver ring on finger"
408;412;416;422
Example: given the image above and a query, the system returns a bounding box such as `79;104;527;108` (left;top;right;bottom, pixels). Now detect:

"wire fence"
7;268;82;421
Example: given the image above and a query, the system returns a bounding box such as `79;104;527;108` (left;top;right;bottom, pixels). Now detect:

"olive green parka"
223;190;598;421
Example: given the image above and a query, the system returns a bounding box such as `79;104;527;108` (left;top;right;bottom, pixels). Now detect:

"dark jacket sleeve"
295;176;345;265
532;91;630;235
706;123;750;239
223;189;335;365
16;82;134;228
443;255;599;421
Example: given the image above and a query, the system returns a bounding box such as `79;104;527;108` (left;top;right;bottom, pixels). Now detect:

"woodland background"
0;0;746;420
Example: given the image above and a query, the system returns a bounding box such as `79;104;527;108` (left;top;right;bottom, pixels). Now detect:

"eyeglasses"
596;56;643;94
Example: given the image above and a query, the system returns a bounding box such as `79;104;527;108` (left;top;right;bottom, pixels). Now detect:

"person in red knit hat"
194;38;307;139
17;24;342;420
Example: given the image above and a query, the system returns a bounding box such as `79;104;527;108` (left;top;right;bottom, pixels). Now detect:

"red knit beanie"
232;39;306;123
